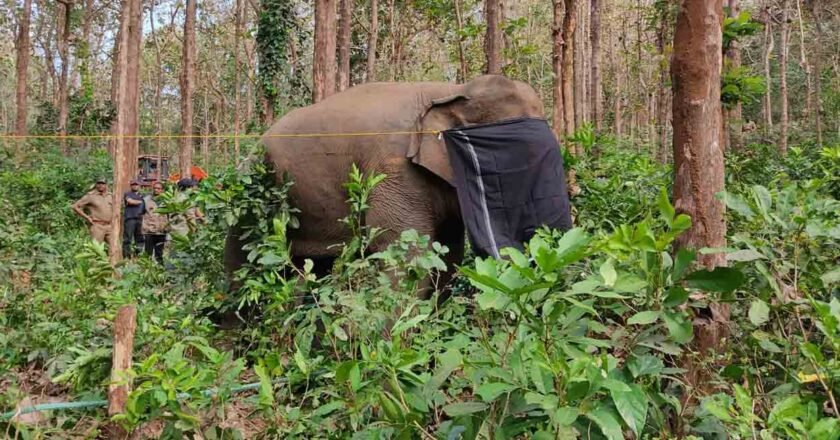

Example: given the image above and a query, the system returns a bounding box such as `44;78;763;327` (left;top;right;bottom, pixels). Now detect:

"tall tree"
313;0;337;102
589;0;602;131
109;0;143;264
257;0;291;124
15;0;33;136
779;0;789;154
671;0;726;396
725;0;743;150
561;0;579;142
180;0;196;178
809;0;823;145
454;0;469;82
56;0;73;151
484;0;503;74
366;0;378;82
233;0;242;162
795;0;811;122
337;0;353;91
762;3;774;131
655;1;671;162
551;0;564;140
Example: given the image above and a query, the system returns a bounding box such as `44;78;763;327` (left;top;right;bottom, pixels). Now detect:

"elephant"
223;74;552;298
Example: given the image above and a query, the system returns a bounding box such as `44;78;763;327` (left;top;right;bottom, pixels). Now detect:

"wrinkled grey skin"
224;75;544;296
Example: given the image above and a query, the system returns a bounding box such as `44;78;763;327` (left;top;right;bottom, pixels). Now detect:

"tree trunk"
561;0;579;146
366;0;378;82
337;0;353;91
574;0;584;129
109;0;143;264
725;0;743;150
655;3;670;162
150;1;163;169
551;0;564;140
671;0;727;401
762;3;774;132
57;0;73;152
810;0;823;145
387;0;395;80
795;0;811;123
106;305;136;438
313;0;337;102
484;0;503;74
454;0;469;83
779;0;789;154
234;0;242;163
180;0;196;178
15;0;32;136
589;0;601;132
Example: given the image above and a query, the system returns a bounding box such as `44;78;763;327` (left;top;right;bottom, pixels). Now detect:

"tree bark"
106;305;136;438
589;0;601;132
762;3;774;131
337;0;353;91
655;3;670;162
671;0;727;400
779;0;789;154
57;0;73;152
234;0;242;163
551;0;564;140
810;0;823;145
15;0;32;136
795;0;811;123
725;0;743;150
109;0;143;264
366;0;378;82
150;1;164;169
313;0;337;102
561;0;579;145
574;0;584;129
484;0;503;74
180;0;196;178
454;0;469;83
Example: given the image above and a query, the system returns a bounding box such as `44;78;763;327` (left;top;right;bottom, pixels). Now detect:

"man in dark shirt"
123;179;145;258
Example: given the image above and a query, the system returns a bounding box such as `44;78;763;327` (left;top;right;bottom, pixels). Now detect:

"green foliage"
722;11;762;52
722;65;766;109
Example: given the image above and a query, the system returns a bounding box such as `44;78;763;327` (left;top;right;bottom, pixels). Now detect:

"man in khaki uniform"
72;177;114;243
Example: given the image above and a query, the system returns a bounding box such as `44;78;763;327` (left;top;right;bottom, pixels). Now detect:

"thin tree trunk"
561;0;579;146
484;0;503;74
337;0;353;91
366;0;378;82
574;0;584;129
795;0;811;122
109;0;142;264
57;0;73;152
234;0;242;163
202;90;210;168
180;0;196;178
810;0;823;145
762;3;774;131
150;2;163;170
15;0;32;136
313;0;337;102
589;0;601;131
671;0;727;402
454;0;469;83
779;0;789;154
655;3;670;162
725;0;743;150
106;305;136;438
387;0;395;80
551;0;564;140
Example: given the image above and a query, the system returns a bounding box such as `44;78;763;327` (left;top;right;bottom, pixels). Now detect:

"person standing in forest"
142;182;168;262
122;180;145;258
71;177;114;244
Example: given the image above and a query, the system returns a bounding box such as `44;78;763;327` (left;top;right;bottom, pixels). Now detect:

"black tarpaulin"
442;117;572;258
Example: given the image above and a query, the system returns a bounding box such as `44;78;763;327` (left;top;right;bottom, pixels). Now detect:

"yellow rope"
0;130;440;140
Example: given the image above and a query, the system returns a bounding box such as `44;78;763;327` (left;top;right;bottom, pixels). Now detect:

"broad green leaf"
684;267;745;293
613;274;647;293
662;311;693;344
293;347;309;374
460;267;512;294
628;355;664;378
476;382;517;402
663;286;689;308
391;313;429;335
312;400;346;418
726;249;766;262
657;188;676;225
585;405;624;440
554;407;579;426
443;402;489;416
611;383;648;436
600;259;617;287
254;363;275;408
672;214;692;233
475;290;511;311
672;248;696;281
809;418;840;440
748;300;770;326
821;266;840;285
702;399;734;422
333;325;349;341
720;191;755;218
627;310;660;325
752;185;772;217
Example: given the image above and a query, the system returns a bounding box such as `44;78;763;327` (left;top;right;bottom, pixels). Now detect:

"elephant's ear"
408;94;469;186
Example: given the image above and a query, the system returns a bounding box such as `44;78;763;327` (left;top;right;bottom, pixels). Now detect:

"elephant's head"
408;75;545;185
